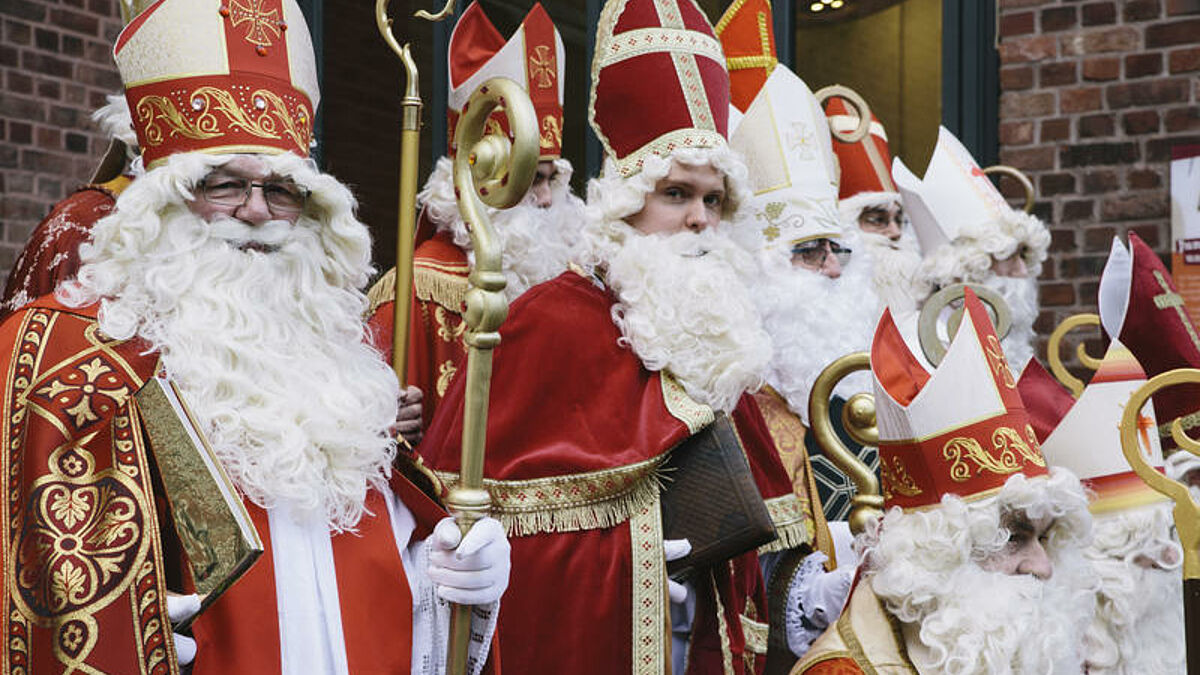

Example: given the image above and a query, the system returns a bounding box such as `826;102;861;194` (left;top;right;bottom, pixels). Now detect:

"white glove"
664;538;691;604
805;565;854;624
428;516;511;605
167;593;201;666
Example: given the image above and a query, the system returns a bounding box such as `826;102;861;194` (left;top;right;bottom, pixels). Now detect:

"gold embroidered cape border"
740;615;769;656
758;493;813;554
433;454;667;537
414;264;470;313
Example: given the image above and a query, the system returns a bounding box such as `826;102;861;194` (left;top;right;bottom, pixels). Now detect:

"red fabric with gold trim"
1111;233;1200;449
871;289;1048;510
590;0;730;176
824;97;896;200
115;0;317;167
715;0;778;113
447;2;564;159
1015;358;1075;444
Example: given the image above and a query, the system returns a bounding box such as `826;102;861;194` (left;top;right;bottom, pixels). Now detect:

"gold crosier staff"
1119;371;1200;674
375;0;456;383
445;80;538;674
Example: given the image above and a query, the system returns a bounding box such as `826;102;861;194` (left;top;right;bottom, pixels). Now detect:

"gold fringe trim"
366;266;396;315
433;455;666;537
758;494;814;553
414;264;469;312
740;615;769;656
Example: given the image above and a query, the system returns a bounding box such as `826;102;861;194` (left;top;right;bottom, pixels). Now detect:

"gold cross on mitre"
229;0;282;48
723;10;776;77
1153;270;1200;354
528;45;556;89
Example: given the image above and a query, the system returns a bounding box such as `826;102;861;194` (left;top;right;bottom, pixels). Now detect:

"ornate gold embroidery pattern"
660;373;714;434
597;28;725;69
740;615;769;655
758;493;812;552
710;568;736;675
435;360;457;399
630;499;665;675
881;456;923;498
229;0;281;48
34;357;130;428
135;86;312;151
723;11;778;76
435;306;467;343
528;44;556;88
984;334;1016;388
540;115;562;150
433;454;665;536
942;425;1044;482
616;128;727;177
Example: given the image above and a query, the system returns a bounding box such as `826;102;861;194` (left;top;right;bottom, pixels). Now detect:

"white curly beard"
859;229;927;315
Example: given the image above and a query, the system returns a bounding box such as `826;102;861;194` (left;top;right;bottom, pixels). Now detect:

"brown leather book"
660;413;777;580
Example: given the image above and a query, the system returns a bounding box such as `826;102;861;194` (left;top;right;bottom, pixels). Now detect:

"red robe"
420;270;803;674
0;176;131;322
0;297;448;674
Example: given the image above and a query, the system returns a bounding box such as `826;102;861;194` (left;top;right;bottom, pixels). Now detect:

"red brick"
1049;228;1077;253
1041;5;1078;31
1169;47;1200;72
1041;283;1077;306
1129;225;1163;249
46;9;99;36
1082;1;1117;25
1082;56;1120;80
999;145;1056;170
1000;120;1035;145
1106;78;1190;108
34;27;57;51
1041;118;1071;142
1039;61;1078;86
1078;112;1114;137
1063;199;1097;222
1145;18;1200;47
35;126;61;148
6;70;33;95
8;121;32;144
62;35;83;58
1061;87;1103;113
1060;255;1111;277
1083;170;1120;193
1001;91;1056;118
1062;142;1139;167
1001;35;1059;63
1040;173;1076;195
1148;135;1200;160
1102;194;1168;221
1061;27;1141;55
0;0;47;21
1002;0;1054;8
1083;227;1118;251
1124;53;1163;78
20;52;72;78
1001;11;1036;36
1167;0;1200;15
1166;107;1200;132
1124;0;1163;20
0;93;44;121
19;149;70;175
65;132;88;154
1128;168;1163;189
1001;65;1034;90
35;79;60;100
1122;109;1161;134
4;19;32;45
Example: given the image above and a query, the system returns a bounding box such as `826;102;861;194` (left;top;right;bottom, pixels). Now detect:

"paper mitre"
892;126;1021;256
1019;348;1167;515
590;0;729;176
115;0;319;168
825;97;901;221
1099;233;1200;451
728;66;842;253
447;2;565;160
714;0;778;113
871;288;1049;510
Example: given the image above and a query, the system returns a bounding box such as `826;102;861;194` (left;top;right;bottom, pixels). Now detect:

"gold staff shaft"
445;77;538;675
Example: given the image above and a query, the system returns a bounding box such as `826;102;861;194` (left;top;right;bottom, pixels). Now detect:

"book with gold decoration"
135;376;263;633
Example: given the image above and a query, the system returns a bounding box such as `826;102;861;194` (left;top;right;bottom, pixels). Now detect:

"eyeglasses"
859;209;904;232
791;238;852;268
198;175;310;215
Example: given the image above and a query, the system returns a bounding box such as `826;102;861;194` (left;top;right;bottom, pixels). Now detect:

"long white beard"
64;205;400;531
860;230;927;315
985;273;1040;370
752;252;879;423
602;225;772;413
1084;508;1185;675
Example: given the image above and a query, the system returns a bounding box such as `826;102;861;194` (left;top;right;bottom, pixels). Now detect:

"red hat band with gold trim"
825;96;896;201
115;0;319;168
590;0;730;177
715;0;777;113
871;288;1049;510
447;2;565;160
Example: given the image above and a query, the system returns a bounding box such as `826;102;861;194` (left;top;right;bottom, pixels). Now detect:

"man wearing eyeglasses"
0;2;509;674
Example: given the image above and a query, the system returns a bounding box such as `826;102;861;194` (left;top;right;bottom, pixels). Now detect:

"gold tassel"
365;267;397;316
413;265;469;312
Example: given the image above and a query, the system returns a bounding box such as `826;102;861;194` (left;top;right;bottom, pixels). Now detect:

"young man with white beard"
892;126;1050;371
367;2;585;428
419;0;816;671
0;2;509;673
794;290;1096;675
1018;348;1186;675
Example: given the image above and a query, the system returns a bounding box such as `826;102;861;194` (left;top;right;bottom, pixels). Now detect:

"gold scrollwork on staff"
983;165;1036;214
918;283;1013;367
814;84;872;144
1046;313;1103;397
808;352;884;535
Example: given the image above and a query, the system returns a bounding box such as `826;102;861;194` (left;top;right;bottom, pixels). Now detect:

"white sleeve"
783;552;856;658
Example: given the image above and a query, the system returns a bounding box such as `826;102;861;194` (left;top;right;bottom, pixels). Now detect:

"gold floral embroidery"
984;334;1016;389
435;306;467;343
942;425;1043;482
881;455;923;498
33;357;131;429
435;360;457;398
134;86;312;151
540;115;562;150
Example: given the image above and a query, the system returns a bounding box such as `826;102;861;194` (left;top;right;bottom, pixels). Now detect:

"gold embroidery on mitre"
229;0;282;48
134;86;312;150
881;455;923;498
435;360;457;399
528;44;556;89
540;115;562;150
1153;270;1200;354
985;334;1016;388
942;425;1043;482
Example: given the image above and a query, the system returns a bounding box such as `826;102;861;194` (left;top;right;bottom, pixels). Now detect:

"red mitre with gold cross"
1099;233;1200;451
714;0;777;113
447;2;565;160
114;0;319;168
824;96;901;219
590;0;730;177
870;288;1049;510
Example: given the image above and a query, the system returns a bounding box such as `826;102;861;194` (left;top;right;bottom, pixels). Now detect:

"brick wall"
0;0;124;281
997;0;1200;361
